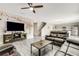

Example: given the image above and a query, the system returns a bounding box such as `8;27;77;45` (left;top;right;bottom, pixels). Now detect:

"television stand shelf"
3;33;26;44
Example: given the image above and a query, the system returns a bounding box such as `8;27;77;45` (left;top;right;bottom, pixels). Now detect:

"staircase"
33;22;46;37
38;22;46;36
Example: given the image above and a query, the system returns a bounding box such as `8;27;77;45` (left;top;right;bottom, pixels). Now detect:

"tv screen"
7;21;24;31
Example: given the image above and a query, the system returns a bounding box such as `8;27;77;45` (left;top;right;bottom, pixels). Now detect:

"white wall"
0;16;7;44
26;23;33;39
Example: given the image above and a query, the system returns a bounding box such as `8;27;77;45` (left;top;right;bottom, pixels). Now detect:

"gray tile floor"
12;37;60;56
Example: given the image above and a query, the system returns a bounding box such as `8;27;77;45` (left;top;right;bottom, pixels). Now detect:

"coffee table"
31;40;53;56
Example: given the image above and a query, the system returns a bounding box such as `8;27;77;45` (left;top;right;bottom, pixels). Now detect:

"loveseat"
45;30;68;46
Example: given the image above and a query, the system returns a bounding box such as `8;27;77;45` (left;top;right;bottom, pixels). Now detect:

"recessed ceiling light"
29;7;33;10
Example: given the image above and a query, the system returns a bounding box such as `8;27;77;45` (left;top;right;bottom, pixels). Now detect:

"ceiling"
0;3;79;24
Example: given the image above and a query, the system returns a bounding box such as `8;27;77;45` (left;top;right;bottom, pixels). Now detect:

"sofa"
45;30;68;46
55;36;79;56
0;43;20;56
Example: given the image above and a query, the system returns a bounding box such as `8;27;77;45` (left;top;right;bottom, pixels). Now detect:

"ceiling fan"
21;3;43;14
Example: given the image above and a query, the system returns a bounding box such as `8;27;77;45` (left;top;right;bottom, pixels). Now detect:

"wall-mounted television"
7;21;24;31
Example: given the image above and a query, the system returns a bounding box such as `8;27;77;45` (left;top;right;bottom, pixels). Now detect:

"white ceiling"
0;3;79;24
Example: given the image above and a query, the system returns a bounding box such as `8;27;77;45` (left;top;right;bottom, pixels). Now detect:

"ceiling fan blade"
33;9;36;13
21;7;30;9
28;3;32;7
33;5;43;8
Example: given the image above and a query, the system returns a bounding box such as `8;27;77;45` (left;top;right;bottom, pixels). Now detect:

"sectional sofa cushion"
54;38;64;43
46;37;64;43
57;34;65;38
46;37;54;41
50;34;57;37
67;36;79;45
69;43;79;50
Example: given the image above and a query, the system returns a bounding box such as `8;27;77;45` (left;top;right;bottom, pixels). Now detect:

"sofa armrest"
0;44;14;55
67;36;79;45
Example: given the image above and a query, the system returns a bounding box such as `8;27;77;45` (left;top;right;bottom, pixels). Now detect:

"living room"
0;1;79;57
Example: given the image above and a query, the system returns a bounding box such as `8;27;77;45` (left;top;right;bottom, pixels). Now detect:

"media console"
3;32;26;44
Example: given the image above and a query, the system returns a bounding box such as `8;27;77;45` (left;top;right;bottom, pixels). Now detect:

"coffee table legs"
31;44;32;55
31;44;41;56
52;43;53;49
31;45;53;56
38;49;41;56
